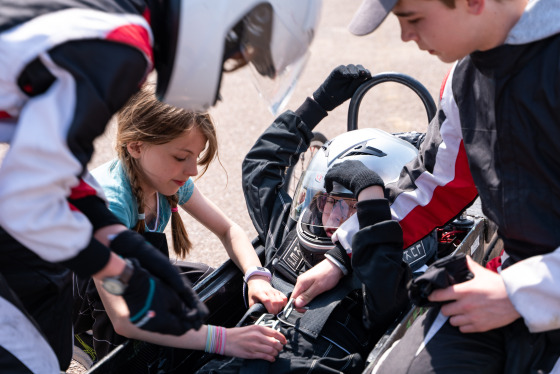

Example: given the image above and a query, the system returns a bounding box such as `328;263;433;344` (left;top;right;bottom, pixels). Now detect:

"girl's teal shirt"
91;159;194;232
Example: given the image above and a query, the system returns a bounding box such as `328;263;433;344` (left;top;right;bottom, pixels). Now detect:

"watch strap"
243;266;271;283
102;259;134;295
119;259;134;285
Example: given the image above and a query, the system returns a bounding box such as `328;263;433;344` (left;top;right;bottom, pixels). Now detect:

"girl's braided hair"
116;84;218;258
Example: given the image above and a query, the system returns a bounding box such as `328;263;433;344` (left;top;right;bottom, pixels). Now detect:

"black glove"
110;230;208;330
123;258;208;334
313;64;371;111
324;160;384;198
408;253;474;307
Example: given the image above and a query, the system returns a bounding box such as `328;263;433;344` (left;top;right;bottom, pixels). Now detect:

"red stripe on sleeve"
70;179;98;200
400;141;478;248
142;8;151;25
440;68;452;100
0;111;12;119
106;24;153;64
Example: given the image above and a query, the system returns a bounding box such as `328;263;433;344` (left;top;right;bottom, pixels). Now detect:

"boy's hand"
313;64;371;111
291;259;344;309
225;325;287;362
429;256;521;332
247;278;287;315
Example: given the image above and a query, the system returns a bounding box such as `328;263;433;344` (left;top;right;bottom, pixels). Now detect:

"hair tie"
204;325;226;355
137;213;146;220
171;207;178;213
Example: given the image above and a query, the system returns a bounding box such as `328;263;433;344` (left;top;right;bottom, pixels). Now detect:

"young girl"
73;86;287;368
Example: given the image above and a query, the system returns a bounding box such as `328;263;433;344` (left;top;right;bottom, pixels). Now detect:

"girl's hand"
225;325;287;361
247;276;287;314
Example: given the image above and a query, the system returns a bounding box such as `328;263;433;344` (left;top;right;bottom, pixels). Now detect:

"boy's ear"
466;0;484;15
126;141;143;158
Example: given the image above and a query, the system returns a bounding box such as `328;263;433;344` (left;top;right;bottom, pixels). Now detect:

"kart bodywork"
85;73;502;374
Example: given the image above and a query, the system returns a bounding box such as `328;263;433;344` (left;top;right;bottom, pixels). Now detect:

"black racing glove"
408;253;474;307
110;230;208;331
313;64;371;111
123;258;208;334
324;160;384;198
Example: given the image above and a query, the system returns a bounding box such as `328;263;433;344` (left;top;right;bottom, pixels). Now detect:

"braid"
122;150;146;234
115;84;220;259
166;194;191;258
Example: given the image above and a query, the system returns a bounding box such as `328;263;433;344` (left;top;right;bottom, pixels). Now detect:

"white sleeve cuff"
325;254;349;276
331;213;359;255
501;247;560;333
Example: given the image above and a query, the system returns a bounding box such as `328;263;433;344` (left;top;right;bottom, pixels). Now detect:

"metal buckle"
254;298;296;331
281;298;295;319
255;313;280;330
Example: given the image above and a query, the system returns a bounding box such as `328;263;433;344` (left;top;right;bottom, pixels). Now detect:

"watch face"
103;279;125;295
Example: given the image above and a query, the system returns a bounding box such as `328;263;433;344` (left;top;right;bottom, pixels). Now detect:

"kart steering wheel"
347;72;437;131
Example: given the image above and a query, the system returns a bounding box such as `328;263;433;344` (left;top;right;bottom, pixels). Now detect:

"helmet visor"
298;192;357;238
238;3;313;115
316;193;358;234
247;51;309;116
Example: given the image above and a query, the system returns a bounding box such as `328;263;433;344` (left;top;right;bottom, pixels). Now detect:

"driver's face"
318;195;357;237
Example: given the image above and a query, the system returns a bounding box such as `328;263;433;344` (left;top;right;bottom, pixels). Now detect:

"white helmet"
291;128;418;257
155;0;322;114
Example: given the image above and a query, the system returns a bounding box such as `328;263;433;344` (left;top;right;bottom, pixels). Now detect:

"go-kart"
84;73;502;374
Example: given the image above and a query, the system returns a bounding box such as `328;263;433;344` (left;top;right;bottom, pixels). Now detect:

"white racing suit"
334;0;560;372
0;1;153;371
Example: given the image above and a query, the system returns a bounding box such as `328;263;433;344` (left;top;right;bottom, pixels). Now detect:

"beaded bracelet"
204;325;226;355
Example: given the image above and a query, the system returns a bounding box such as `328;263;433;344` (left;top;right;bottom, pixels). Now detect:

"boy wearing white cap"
335;0;560;372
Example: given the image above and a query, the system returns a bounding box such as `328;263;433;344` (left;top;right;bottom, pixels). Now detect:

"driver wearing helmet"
291;126;436;281
197;65;437;373
0;1;322;372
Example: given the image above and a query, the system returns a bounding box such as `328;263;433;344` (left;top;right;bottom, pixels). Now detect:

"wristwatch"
243;266;272;283
102;259;134;295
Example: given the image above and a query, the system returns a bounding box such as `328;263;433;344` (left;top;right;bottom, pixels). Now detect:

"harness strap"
271;258;362;339
270;230;303;284
240;233;364;373
299;274;362;339
270;271;294;295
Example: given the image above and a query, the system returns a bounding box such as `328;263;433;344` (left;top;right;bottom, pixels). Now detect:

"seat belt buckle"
254;299;297;331
281;298;295;319
255;313;281;330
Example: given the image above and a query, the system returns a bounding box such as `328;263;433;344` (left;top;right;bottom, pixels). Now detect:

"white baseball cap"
348;0;398;36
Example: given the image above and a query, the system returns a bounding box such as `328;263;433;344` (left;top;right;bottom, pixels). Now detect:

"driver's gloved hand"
313;64;371;111
110;230;208;333
324;160;384;198
123;258;208;334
